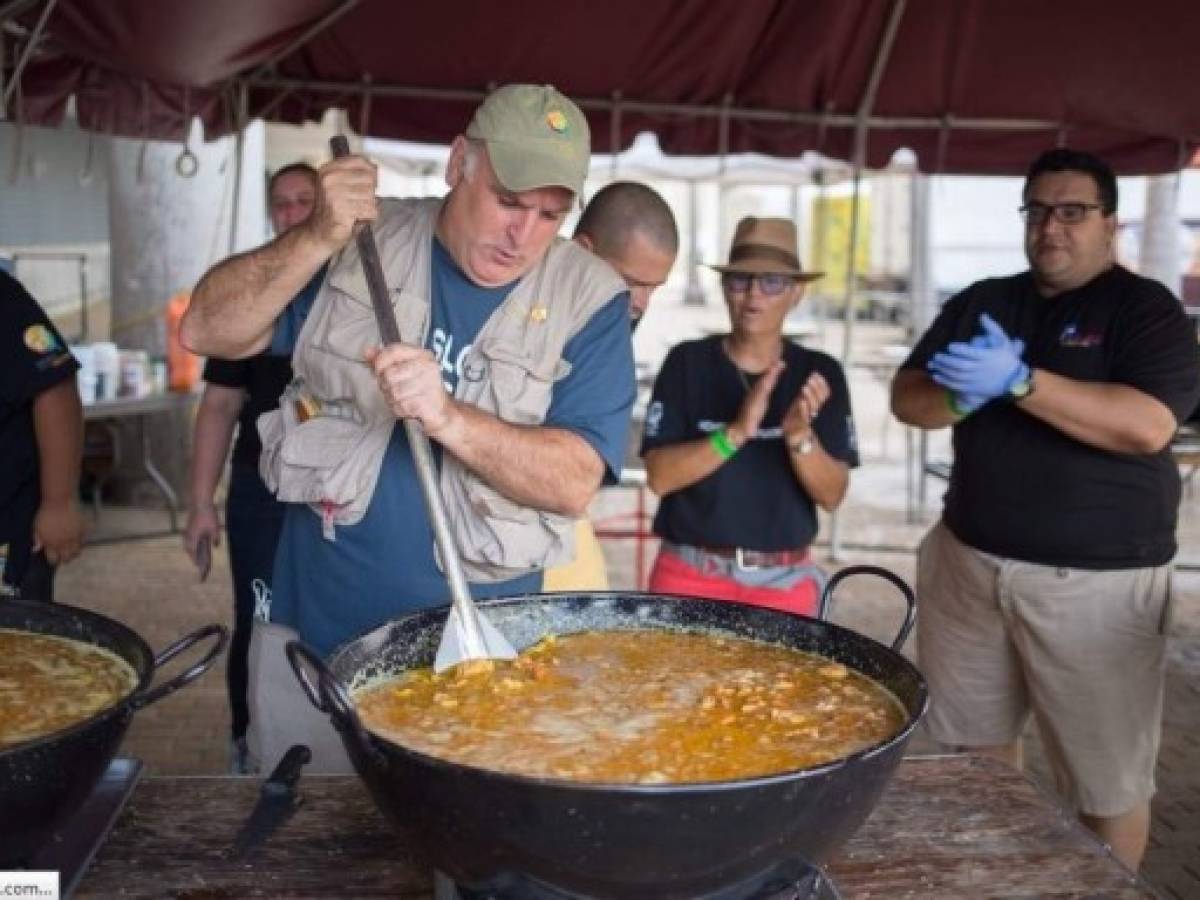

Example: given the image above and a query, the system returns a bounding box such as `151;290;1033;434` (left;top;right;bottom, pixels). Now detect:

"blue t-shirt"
268;239;634;655
268;267;324;356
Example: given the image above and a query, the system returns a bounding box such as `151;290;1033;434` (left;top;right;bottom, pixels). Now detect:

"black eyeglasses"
1019;201;1106;225
721;272;798;296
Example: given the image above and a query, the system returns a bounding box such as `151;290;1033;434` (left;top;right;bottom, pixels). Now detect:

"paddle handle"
328;136;475;616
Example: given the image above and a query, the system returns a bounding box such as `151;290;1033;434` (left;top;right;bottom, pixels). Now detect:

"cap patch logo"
545;110;568;134
24;324;60;354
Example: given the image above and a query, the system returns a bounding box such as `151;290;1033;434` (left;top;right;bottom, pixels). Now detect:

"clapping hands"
782;371;831;442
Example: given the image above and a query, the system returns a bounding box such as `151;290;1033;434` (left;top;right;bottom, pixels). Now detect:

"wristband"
944;390;971;418
709;428;738;460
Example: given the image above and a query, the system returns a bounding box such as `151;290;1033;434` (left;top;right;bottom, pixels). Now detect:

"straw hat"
709;216;823;282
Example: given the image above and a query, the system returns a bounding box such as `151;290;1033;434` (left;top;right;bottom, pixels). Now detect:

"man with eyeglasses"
891;147;1200;870
640;217;858;614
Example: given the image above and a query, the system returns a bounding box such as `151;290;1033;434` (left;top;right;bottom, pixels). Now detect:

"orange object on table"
165;292;200;392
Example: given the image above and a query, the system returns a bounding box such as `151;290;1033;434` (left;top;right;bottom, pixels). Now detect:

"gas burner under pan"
437;861;841;900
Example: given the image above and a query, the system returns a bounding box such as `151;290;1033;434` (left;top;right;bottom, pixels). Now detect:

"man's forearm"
32;380;83;504
182;227;331;359
891;369;961;429
1018;370;1178;454
430;402;605;517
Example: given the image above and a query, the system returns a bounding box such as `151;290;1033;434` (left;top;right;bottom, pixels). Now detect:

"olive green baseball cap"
465;84;590;195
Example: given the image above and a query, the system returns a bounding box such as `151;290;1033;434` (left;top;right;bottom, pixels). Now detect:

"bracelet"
709;428;738;461
944;390;971;418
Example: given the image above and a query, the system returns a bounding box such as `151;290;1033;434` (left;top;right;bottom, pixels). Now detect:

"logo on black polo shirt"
1059;323;1103;348
24;324;72;371
24;324;60;354
644;401;663;438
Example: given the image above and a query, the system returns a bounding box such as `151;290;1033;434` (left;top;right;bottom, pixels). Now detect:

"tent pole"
829;0;907;563
227;82;248;256
840;159;863;364
246;73;1062;135
684;179;705;306
2;0;56;109
829;152;863;564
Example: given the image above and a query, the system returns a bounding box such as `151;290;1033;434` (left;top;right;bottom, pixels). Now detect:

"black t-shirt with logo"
903;265;1200;569
0;271;80;586
640;336;859;551
202;266;324;470
202;353;293;469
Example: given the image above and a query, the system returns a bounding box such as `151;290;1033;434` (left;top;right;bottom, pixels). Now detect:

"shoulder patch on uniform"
24;324;61;354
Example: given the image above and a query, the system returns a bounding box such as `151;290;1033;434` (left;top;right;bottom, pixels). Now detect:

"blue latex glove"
948;332;999;413
928;313;1028;403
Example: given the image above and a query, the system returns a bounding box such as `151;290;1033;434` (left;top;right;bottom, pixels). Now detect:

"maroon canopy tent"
5;0;1200;175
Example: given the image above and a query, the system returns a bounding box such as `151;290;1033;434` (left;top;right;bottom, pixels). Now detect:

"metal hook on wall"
174;85;199;178
175;139;199;177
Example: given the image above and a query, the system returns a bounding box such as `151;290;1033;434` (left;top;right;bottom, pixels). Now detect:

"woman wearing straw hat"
640;216;858;613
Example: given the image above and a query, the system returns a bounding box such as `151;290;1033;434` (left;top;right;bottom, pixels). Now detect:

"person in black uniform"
182;162;321;773
0;270;84;601
640;217;858;615
891;148;1200;871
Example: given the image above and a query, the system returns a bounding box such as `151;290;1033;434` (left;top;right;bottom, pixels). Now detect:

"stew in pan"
353;629;905;783
0;629;137;748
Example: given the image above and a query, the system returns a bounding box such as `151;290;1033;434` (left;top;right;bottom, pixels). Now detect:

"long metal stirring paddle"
329;135;516;672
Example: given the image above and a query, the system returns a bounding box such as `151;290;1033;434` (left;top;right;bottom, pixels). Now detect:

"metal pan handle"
820;564;916;651
285;640;381;764
132;623;228;709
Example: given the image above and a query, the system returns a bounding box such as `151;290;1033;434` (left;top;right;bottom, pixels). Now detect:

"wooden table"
75;755;1153;898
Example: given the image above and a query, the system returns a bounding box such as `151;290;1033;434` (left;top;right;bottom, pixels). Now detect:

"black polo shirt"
202;353;293;469
1;271;79;587
904;265;1200;569
202;266;325;469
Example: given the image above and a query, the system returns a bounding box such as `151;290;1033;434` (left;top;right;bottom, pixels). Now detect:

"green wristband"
944;390;970;418
709;428;738;460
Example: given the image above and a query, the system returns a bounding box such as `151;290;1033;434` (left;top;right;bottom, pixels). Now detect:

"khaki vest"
258;197;625;582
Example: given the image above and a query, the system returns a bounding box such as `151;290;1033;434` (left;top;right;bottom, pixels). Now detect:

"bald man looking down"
575;181;678;329
544;181;678;591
